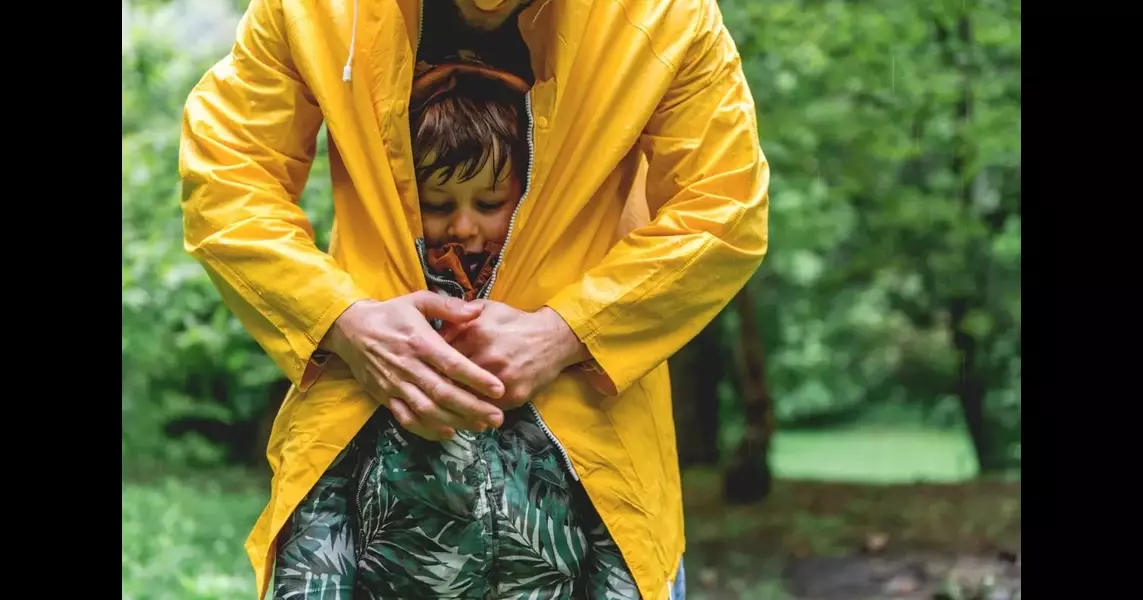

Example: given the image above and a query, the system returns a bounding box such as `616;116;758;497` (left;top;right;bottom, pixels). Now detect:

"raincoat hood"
179;1;770;598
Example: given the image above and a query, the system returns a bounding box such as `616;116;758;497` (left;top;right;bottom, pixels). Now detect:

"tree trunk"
723;284;776;504
668;321;724;467
949;299;994;471
938;7;1002;473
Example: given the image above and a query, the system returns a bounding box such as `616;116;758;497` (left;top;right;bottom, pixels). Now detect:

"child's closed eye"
476;199;507;212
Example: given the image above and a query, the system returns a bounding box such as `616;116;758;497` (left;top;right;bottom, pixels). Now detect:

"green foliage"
122;473;267;599
122;0;333;465
714;0;1020;469
121;0;1019;470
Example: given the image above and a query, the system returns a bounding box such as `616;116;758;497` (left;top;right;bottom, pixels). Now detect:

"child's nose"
448;212;479;242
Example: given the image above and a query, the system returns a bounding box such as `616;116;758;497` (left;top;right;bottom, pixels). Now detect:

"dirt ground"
679;469;1021;599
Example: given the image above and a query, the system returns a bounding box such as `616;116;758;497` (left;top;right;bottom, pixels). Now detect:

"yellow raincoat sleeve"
546;0;770;396
179;0;370;389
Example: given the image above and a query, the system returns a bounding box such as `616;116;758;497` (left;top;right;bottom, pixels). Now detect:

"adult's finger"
447;330;485;362
396;378;484;430
366;336;494;426
401;356;504;428
409;324;506;400
412;290;484;323
437;320;472;345
388;398;455;440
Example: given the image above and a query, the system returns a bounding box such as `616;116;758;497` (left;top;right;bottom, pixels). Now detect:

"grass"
122;426;1010;599
771;426;980;483
122;475;268;600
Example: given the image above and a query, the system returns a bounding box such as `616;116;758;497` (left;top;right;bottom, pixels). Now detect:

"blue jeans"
670;559;687;599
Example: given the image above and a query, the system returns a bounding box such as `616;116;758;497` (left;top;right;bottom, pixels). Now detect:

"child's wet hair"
411;72;528;189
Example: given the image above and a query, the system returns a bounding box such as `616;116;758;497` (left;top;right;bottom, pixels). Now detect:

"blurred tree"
121;0;1019;476
724;283;777;504
715;0;1020;473
669;321;724;467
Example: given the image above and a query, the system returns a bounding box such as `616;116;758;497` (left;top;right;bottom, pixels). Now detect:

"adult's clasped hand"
322;290;507;441
443;300;591;411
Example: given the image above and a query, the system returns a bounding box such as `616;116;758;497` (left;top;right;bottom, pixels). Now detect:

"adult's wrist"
535;306;591;371
320;299;372;357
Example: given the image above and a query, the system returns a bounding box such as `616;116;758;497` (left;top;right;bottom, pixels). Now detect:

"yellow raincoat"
179;0;769;598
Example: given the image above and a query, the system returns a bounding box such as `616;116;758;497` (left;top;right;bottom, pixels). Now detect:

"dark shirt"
415;0;535;85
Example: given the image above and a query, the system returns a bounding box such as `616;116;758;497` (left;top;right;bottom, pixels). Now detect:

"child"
411;61;528;305
272;63;640;600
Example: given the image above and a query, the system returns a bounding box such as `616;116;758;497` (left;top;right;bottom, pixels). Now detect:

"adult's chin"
453;0;521;31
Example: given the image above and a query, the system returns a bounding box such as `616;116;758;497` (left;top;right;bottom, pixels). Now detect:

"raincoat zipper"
416;1;424;54
478;94;581;483
410;0;578;482
356;455;375;503
415;239;466;299
357;452;378;533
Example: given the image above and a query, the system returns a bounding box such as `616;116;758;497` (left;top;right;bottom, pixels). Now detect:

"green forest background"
122;1;1021;598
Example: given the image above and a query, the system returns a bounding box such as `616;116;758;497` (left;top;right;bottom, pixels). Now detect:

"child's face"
420;156;522;253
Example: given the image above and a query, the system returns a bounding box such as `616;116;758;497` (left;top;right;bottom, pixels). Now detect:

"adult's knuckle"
364;340;385;358
440;355;463;375
493;352;514;370
405;333;429;355
424;379;446;403
402;394;426;415
392;410;412;428
374;363;398;388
